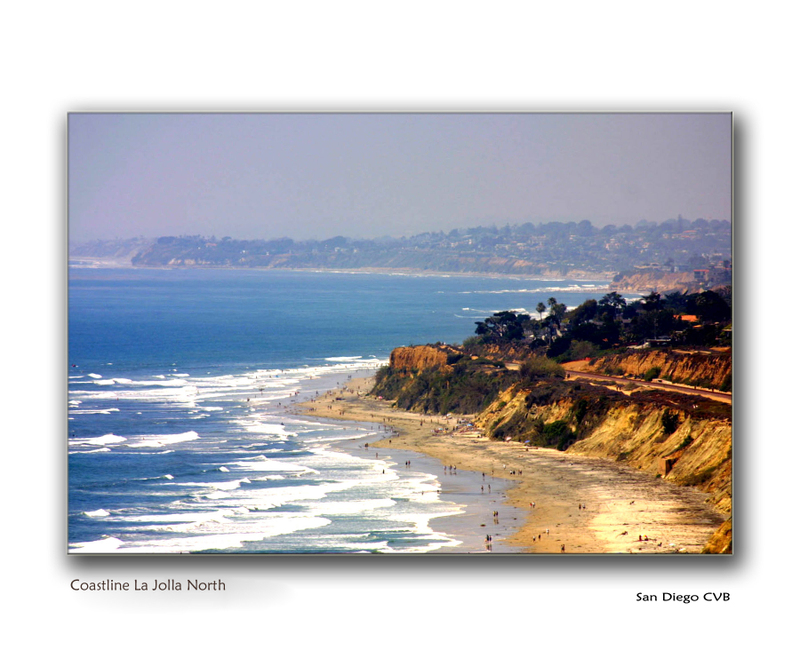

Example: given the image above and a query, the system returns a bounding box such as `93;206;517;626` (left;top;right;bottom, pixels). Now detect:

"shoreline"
294;376;725;554
69;260;618;287
325;433;528;554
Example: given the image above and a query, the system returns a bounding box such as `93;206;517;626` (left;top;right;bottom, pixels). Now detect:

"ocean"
68;267;619;554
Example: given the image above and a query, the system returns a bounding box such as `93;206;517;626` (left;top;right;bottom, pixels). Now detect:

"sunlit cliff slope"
372;345;733;553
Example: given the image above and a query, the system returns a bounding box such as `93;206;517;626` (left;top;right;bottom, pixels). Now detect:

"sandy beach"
294;375;725;554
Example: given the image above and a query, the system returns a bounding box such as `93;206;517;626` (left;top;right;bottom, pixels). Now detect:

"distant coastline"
69;217;731;292
68;259;618;290
70;260;730;296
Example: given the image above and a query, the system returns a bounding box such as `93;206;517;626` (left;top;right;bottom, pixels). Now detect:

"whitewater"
68;267;615;554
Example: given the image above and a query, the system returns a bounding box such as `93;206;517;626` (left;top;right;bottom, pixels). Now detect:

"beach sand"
325;434;528;553
294;376;725;554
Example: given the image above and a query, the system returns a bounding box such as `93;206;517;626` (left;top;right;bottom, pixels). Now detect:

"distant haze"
68;112;732;242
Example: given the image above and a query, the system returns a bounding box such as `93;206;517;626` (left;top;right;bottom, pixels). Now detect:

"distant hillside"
69;237;155;264
70;218;731;279
610;268;731;293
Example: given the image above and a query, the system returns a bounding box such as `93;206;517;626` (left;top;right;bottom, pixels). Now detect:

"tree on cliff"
687;290;731;323
475;311;531;343
549;300;567;326
564;299;598;326
599;291;627;319
641;291;663;311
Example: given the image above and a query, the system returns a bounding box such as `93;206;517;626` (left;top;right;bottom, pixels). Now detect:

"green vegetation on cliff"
373;357;516;414
462;288;731;380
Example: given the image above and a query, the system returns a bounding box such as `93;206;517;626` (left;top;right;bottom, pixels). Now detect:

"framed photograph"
68;112;732;555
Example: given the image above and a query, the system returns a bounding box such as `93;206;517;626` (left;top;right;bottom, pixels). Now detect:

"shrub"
374;365;392;384
462;336;483;352
571;398;588;424
661;410;680;435
546;336;572;358
503;418;577;450
643;366;661;382
556;339;599;363
519;356;566;382
538;420;576;450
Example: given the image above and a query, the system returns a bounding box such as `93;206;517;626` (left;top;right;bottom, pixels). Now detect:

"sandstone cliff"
610;270;698;293
610;270;732;294
702;519;733;554
389;345;457;374
376;345;733;553
475;384;731;551
570;348;731;391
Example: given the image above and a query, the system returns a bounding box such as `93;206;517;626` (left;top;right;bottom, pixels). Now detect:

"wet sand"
328;436;528;553
295;376;725;554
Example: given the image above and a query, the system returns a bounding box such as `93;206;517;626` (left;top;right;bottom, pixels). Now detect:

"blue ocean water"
68;267;618;554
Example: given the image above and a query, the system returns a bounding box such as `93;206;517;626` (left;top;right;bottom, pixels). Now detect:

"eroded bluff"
388;344;459;374
583;348;731;391
374;345;733;553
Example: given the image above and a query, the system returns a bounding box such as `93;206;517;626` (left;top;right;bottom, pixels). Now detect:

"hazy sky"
68;113;731;242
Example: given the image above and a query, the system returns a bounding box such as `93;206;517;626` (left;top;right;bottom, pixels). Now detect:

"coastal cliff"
477;386;731;514
610;270;698;293
567;348;732;391
372;345;733;552
389;345;456;374
610;269;731;294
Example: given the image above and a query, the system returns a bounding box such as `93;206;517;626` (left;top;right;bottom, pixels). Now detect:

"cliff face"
610;270;698;293
566;402;730;513
376;345;732;553
610;270;732;294
577;349;731;391
389;345;454;374
477;385;731;516
702;519;733;554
